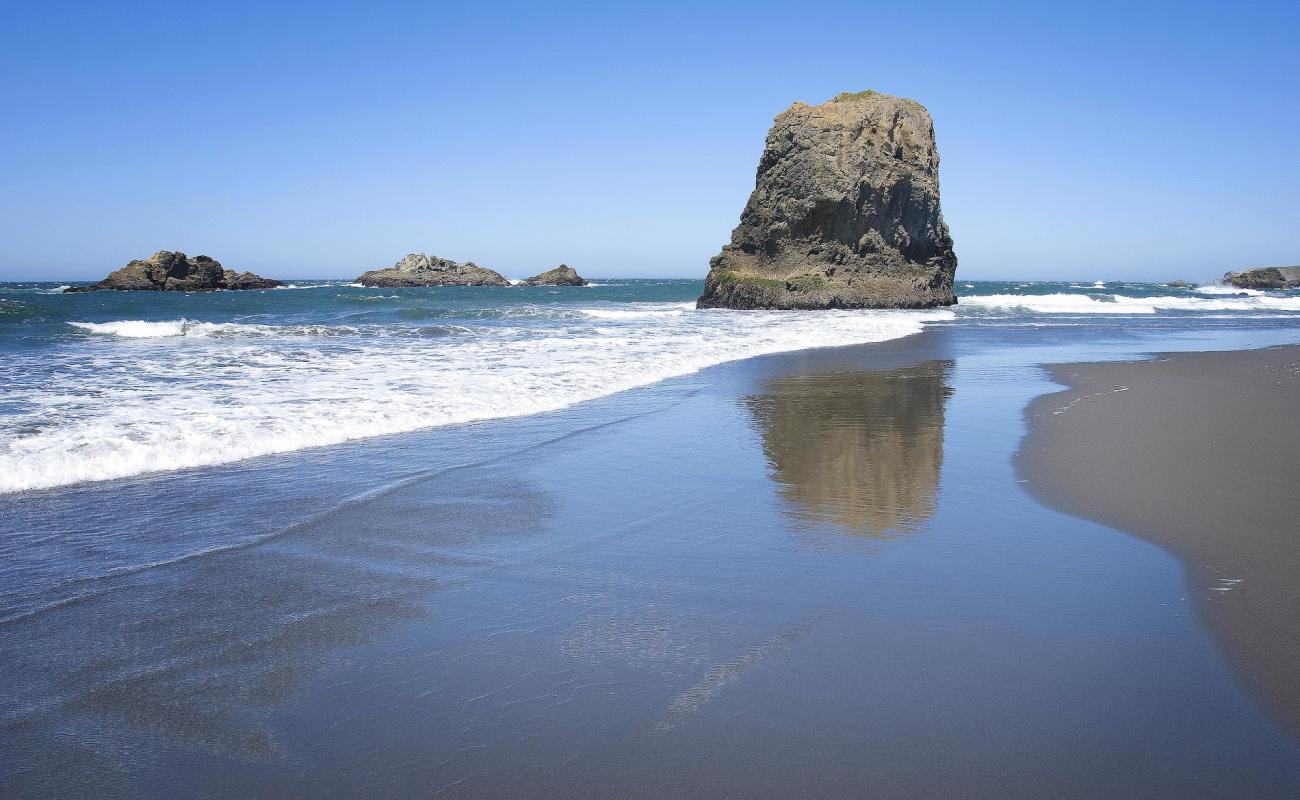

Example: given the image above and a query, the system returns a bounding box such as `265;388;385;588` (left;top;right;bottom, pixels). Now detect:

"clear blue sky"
2;1;1297;281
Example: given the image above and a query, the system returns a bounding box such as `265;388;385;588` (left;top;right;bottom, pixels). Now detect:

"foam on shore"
3;305;951;492
961;292;1300;314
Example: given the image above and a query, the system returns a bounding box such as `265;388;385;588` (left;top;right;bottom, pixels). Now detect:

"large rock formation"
1224;266;1300;290
525;265;589;286
697;90;957;310
64;251;281;292
356;253;510;287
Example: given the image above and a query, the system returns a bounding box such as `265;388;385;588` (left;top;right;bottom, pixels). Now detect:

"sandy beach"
1020;344;1300;737
6;329;1300;797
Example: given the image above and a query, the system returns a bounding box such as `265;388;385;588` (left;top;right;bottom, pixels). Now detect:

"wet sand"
5;330;1300;797
1020;344;1300;736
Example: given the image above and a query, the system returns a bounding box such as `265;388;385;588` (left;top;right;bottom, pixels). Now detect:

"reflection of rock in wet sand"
746;362;952;538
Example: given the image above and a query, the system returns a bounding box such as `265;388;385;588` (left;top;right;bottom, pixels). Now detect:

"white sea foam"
2;306;952;492
960;294;1154;314
1114;294;1300;312
68;319;433;338
960;293;1300;315
580;302;694;320
69;319;194;338
1194;283;1263;296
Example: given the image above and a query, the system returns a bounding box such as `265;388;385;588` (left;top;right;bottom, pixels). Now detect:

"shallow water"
4;318;1300;797
4;279;1300;493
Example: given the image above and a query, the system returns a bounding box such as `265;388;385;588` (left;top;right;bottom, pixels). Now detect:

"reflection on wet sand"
746;362;952;538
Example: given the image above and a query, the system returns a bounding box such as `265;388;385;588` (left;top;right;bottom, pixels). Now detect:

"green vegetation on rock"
831;90;878;102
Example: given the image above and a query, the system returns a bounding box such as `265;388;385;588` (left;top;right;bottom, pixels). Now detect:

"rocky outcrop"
223;271;282;290
698;90;957;310
1166;279;1189;288
1224;266;1300;290
64;251;281;292
356;253;510;287
525;265;589;286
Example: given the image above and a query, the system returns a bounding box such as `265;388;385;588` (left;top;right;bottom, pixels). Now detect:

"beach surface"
6;328;1300;797
1020;344;1300;737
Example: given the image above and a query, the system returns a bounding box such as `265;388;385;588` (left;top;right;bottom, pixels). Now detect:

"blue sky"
2;1;1297;281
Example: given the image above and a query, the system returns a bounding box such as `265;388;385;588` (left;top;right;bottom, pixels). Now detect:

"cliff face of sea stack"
697;90;957;310
525;265;589;286
64;251;281;292
356;253;510;287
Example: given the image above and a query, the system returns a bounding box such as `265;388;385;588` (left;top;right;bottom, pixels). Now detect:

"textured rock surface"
64;251;281;292
356;253;510;287
525;265;589;286
1224;266;1300;289
698;90;957;310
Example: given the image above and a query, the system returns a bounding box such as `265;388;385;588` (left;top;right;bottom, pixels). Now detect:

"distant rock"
355;253;510;287
525;265;589;286
697;90;957;310
1166;279;1189;288
1224;266;1300;290
64;251;281;292
223;271;282;291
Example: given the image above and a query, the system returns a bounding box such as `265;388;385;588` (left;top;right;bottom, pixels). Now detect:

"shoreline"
7;328;1300;796
1018;344;1300;738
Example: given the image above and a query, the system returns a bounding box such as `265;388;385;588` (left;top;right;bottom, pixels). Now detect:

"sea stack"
697;90;957;310
64;251;281;292
355;253;510;287
525;265;589;286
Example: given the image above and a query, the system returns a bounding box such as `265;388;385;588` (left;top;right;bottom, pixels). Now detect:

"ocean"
5;278;1300;797
3;278;1299;494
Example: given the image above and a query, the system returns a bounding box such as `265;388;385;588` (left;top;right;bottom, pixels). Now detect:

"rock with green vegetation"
1224;266;1300;290
64;251;281;292
525;264;589;286
697;90;957;310
356;253;510;287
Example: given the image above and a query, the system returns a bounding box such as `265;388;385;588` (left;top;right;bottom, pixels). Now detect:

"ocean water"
6;279;1300;797
3;278;1299;495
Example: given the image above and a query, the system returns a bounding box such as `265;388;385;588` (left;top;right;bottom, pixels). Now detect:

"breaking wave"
4;306;952;492
960;293;1300;315
1193;284;1263;296
69;319;194;337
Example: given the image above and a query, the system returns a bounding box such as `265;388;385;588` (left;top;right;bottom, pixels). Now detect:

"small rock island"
525;265;589;286
355;253;510;287
64;251;281;292
1224;266;1300;290
697;90;957;310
